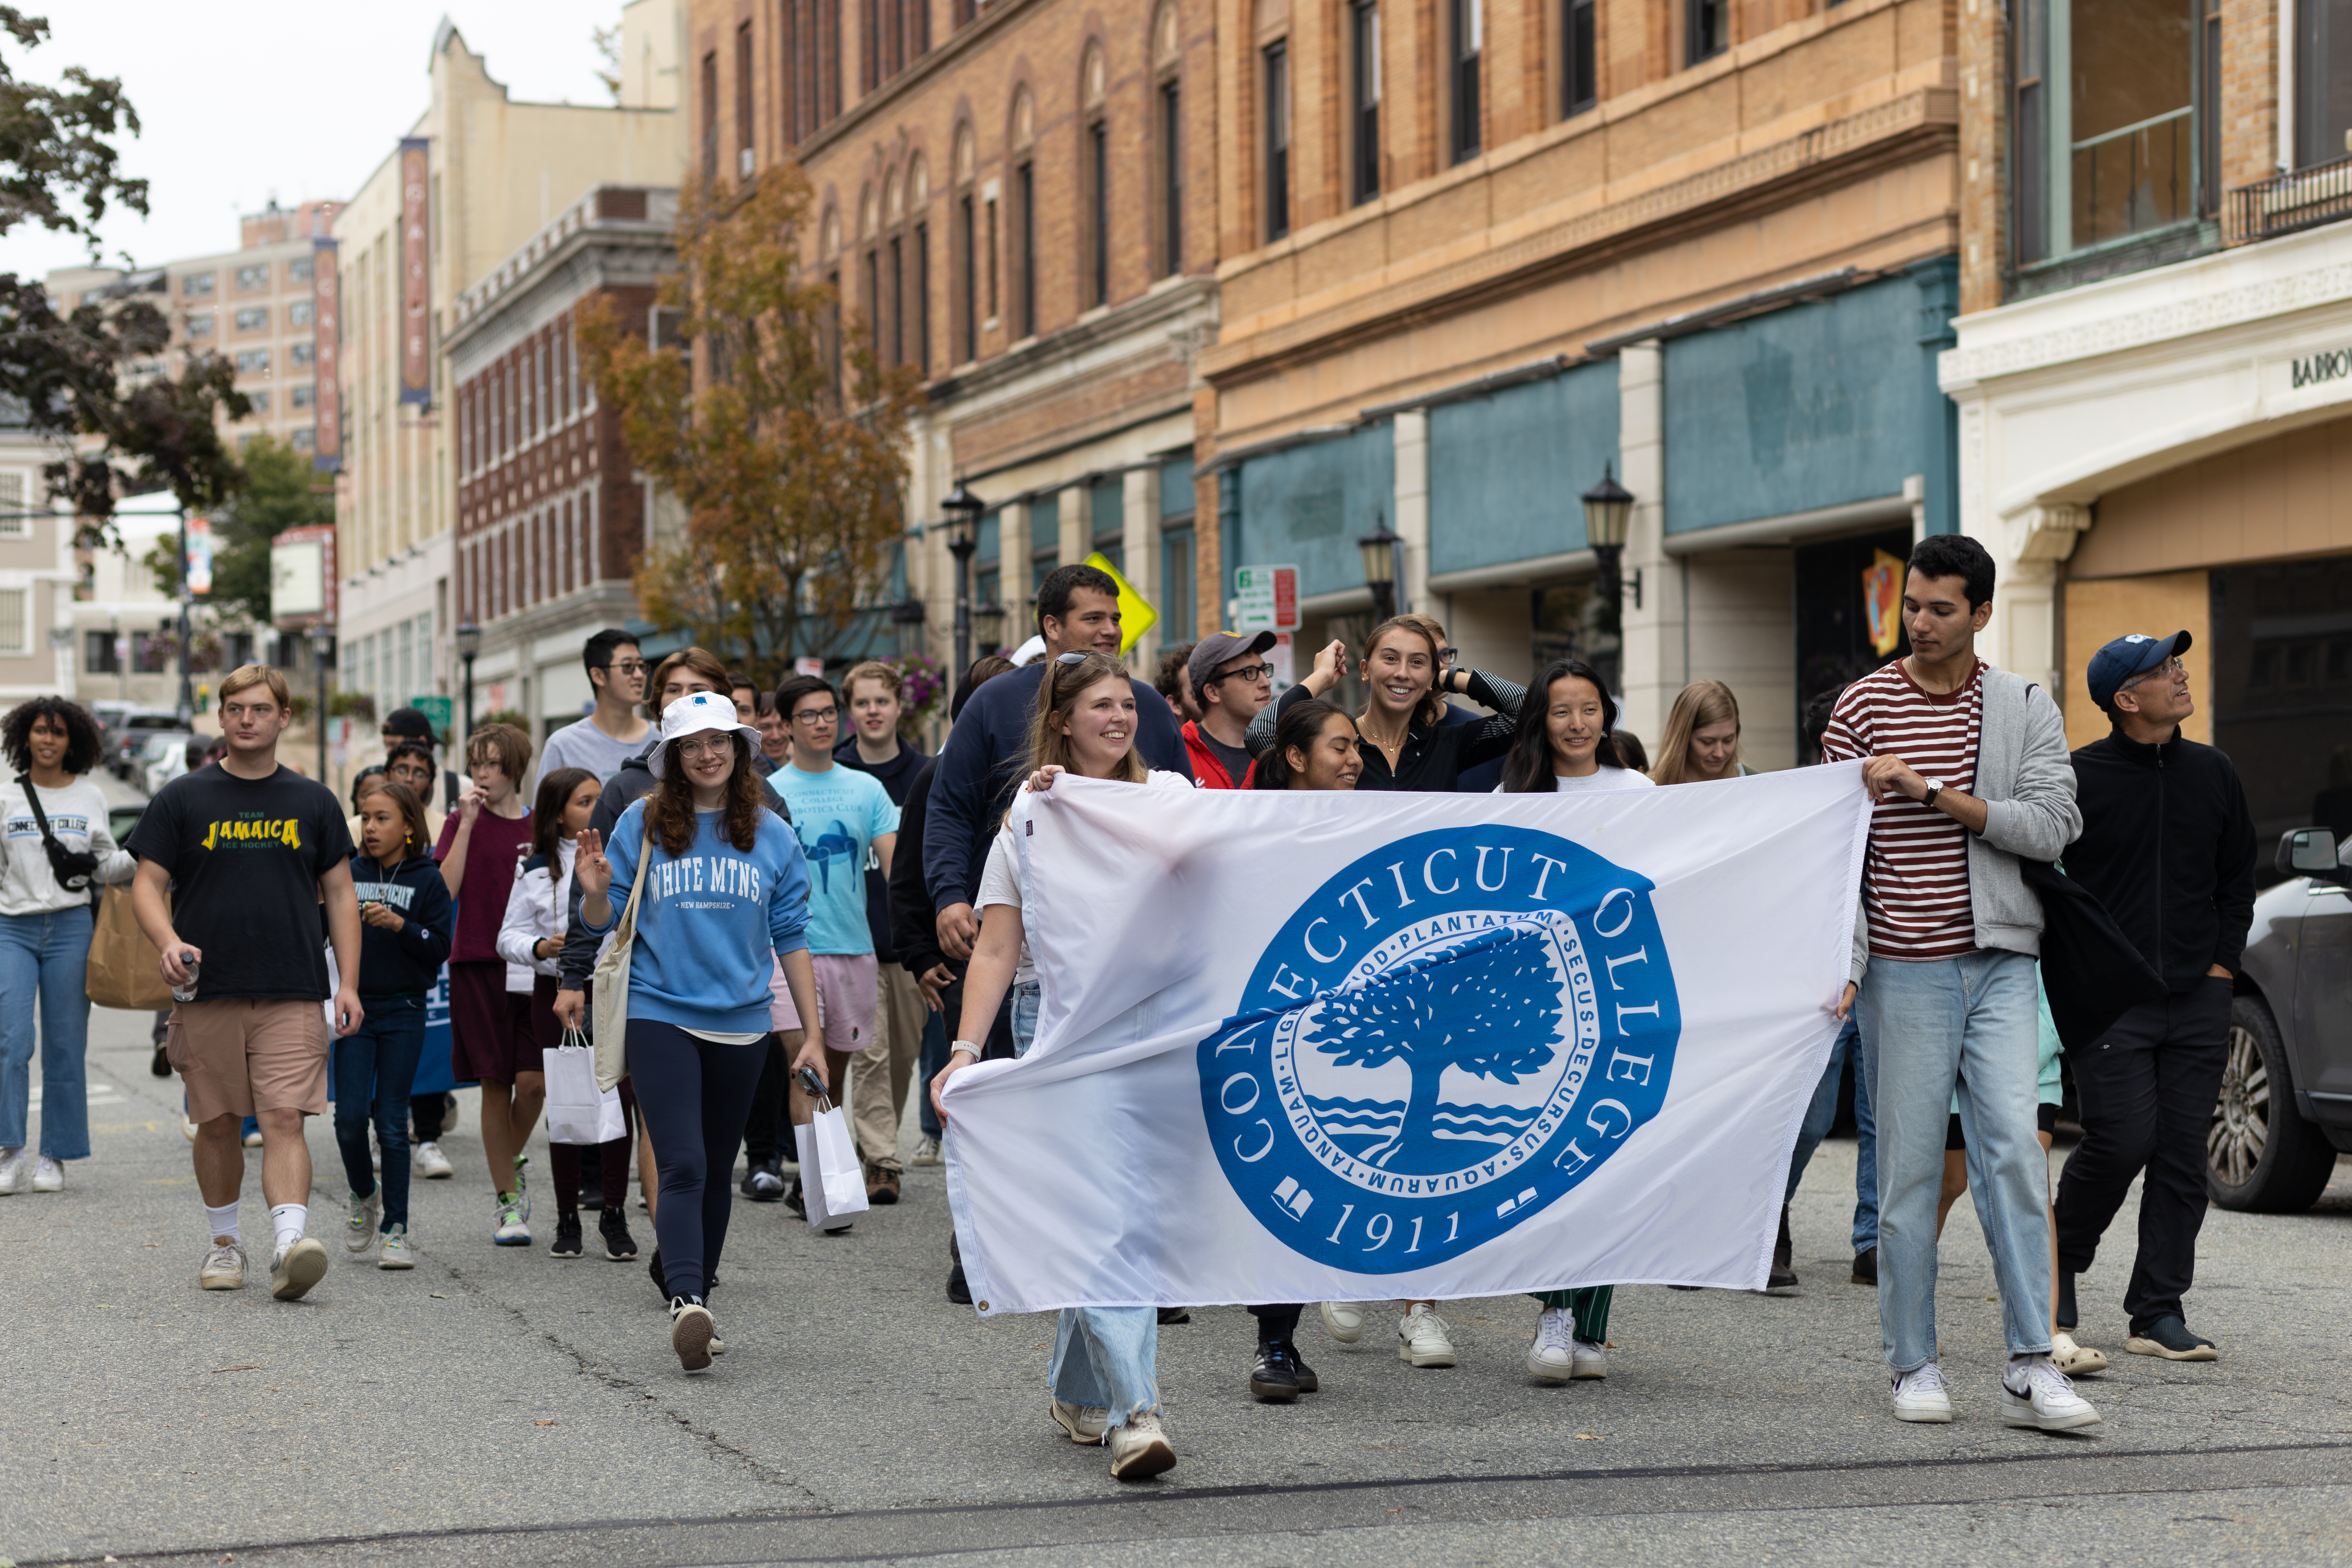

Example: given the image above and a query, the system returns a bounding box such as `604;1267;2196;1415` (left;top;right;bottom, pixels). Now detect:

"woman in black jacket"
1247;618;1523;792
339;778;454;1268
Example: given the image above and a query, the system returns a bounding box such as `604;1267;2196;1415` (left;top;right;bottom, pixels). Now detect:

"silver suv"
2211;827;2352;1212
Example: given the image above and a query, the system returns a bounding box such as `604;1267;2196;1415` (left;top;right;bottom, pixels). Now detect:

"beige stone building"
331;12;682;739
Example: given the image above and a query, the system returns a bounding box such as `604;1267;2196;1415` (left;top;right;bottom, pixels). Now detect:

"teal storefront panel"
1428;360;1620;576
1664;260;1958;536
1230;424;1396;601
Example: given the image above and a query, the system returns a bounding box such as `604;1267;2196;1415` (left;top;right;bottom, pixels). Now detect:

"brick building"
1941;0;2352;848
686;0;1222;678
441;187;677;740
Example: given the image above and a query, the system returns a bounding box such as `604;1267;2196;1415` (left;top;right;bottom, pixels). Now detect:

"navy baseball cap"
2087;630;2192;713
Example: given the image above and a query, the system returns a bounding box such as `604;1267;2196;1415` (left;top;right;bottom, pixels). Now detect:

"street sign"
185;515;214;596
1082;551;1158;654
1232;565;1300;632
408;695;452;739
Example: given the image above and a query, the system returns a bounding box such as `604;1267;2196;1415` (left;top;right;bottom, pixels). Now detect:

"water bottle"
170;952;200;1003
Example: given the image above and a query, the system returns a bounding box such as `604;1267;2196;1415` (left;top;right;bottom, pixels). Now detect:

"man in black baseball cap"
2053;629;2255;1364
1182;630;1278;788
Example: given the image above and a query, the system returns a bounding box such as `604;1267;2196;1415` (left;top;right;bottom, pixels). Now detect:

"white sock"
205;1202;240;1245
270;1203;307;1253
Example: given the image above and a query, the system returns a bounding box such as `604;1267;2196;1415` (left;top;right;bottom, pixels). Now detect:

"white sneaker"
1051;1398;1109;1444
1891;1362;1953;1422
493;1195;531;1246
2050;1330;2109;1377
344;1190;378;1252
30;1154;63;1192
199;1239;248;1290
180;1116;198;1142
0;1146;26;1194
2003;1357;2103;1431
1107;1412;1176;1479
1397;1304;1457;1368
511;1155;531;1221
910;1136;943;1167
378;1224;414;1269
241;1127;263;1148
413;1141;454;1180
670;1296;715;1372
1572;1338;1608;1380
1320;1301;1367;1344
1526;1307;1577;1382
269;1237;328;1301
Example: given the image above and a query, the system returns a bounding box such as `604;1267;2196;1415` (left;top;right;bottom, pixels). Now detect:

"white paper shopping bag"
792;1098;869;1232
544;1029;626;1145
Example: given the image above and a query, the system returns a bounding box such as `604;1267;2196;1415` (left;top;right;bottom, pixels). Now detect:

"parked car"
2211;827;2352;1212
136;732;196;797
107;802;145;849
109;710;181;780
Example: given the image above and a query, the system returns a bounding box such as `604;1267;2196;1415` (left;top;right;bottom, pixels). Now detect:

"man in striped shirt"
1820;534;2099;1433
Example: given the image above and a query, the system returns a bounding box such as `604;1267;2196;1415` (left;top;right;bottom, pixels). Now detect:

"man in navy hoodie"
924;564;1191;963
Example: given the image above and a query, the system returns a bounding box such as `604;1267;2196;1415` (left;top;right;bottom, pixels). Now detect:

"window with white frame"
0;589;26;652
236;349;271;374
235;307;267;332
235;264;269;291
0;470;27;537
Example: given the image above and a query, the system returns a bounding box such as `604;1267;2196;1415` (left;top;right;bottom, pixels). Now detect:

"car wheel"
2207;996;2338;1213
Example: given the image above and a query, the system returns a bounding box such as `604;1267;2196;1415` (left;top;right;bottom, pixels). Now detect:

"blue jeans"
1858;949;2052;1371
1010;978;1160;1428
332;995;429;1228
917;1006;947;1139
0;905;95;1160
1784;1016;1880;1252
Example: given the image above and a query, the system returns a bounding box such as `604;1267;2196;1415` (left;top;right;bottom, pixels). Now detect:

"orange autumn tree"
578;166;921;685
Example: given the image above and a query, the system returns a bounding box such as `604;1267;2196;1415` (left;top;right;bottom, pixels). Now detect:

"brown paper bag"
85;884;173;1011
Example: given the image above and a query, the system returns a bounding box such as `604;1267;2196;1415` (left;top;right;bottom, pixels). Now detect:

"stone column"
1615;342;1680;744
1125;465;1159;670
1393;408;1431;620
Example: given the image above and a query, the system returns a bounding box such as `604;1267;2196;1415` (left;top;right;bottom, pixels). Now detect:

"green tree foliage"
145;435;329;622
0;9;247;542
1312;927;1563;1162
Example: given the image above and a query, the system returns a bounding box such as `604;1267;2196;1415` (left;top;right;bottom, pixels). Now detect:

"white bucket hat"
648;690;761;778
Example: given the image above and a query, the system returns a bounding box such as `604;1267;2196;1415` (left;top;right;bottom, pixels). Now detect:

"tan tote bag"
589;862;647;1092
86;884;173;1012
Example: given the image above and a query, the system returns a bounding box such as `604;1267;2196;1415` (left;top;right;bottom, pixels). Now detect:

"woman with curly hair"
0;698;136;1195
576;691;821;1373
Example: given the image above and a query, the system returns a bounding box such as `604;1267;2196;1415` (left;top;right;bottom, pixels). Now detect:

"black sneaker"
550;1214;584;1258
599;1208;638;1261
649;1248;669;1302
1249;1342;1304;1402
1290;1344;1320;1393
2057;1269;2079;1330
945;1263;972;1305
1766;1204;1798;1294
150;1041;171;1078
743;1162;784;1202
784;1178;807;1218
1851;1246;1878;1286
1156;1307;1191;1325
2125;1314;2217;1361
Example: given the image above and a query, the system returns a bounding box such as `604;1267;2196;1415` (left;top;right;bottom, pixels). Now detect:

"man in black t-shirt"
128;665;362;1302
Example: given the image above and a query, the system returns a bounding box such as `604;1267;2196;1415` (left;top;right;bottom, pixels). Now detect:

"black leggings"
627;1018;767;1300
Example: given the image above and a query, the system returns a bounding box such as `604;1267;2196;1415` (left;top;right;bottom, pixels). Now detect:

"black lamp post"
1358;515;1402;623
1581;464;1634;623
455;621;481;741
941;481;985;677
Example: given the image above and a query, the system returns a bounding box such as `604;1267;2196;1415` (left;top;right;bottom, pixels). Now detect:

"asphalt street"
4;1002;2350;1568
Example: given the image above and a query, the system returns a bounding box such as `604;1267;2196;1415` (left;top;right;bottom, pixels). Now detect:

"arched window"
1009;86;1037;338
859;182;881;363
1153;2;1184;275
953;124;979;363
1082;42;1110;309
1257;0;1290;242
907;153;931;374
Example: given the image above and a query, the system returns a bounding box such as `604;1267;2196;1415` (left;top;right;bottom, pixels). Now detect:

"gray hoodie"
1848;666;2081;983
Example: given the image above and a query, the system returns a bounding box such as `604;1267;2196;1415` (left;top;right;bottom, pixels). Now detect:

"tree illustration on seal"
1309;926;1564;1170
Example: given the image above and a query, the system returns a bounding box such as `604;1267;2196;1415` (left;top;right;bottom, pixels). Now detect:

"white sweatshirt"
0;777;137;917
495;837;576;983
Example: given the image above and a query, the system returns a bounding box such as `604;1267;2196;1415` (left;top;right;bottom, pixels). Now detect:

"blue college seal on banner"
1198;826;1681;1272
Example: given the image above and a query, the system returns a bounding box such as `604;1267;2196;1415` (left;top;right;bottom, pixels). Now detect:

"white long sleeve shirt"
495;837;576;983
0;777;136;917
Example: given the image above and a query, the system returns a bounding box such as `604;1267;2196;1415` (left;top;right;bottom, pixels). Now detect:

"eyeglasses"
791;706;839;725
673;735;738;760
1208;663;1275;684
609;659;649;675
2120;656;2186;689
1055;651;1091;666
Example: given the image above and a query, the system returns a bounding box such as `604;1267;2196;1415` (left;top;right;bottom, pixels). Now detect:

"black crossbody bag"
21;781;101;894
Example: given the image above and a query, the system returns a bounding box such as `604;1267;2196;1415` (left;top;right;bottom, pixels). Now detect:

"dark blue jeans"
1784;1016;1880;1252
333;994;429;1229
628;1017;767;1300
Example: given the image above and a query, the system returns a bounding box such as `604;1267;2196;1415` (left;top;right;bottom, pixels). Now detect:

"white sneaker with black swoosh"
2002;1356;2102;1431
1891;1361;1952;1422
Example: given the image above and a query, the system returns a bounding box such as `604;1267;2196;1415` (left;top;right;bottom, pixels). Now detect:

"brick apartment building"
1941;0;2352;846
441;187;676;742
687;0;1222;678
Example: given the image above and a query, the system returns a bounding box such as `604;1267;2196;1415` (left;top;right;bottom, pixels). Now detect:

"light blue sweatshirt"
582;798;813;1035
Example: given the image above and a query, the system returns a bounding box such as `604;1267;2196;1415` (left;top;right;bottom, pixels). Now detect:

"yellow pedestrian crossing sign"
1084;552;1158;655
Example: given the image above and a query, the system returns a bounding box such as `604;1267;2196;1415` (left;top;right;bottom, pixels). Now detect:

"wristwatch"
1922;777;1946;808
950;1039;982;1057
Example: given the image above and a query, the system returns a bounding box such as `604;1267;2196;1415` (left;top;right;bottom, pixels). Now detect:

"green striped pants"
1530;1285;1612;1341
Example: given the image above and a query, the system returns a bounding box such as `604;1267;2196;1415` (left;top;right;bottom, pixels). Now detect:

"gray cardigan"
1849;667;2081;983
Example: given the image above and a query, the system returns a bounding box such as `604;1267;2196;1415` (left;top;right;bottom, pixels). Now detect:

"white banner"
942;765;1872;1315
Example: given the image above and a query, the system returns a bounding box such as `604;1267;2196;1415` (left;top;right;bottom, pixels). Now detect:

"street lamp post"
175;506;195;724
455;622;482;742
1580;464;1635;624
941;481;985;679
1358;516;1402;623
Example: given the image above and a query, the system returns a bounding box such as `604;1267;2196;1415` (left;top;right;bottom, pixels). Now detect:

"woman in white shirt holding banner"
932;650;1192;1481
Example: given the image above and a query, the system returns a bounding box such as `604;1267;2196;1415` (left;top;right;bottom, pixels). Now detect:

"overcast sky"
9;2;622;280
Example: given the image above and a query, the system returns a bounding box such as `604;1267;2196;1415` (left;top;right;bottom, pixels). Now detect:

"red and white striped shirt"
1820;658;1983;961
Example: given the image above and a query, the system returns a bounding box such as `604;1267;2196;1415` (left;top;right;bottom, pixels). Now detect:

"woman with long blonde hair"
1650;679;1752;784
